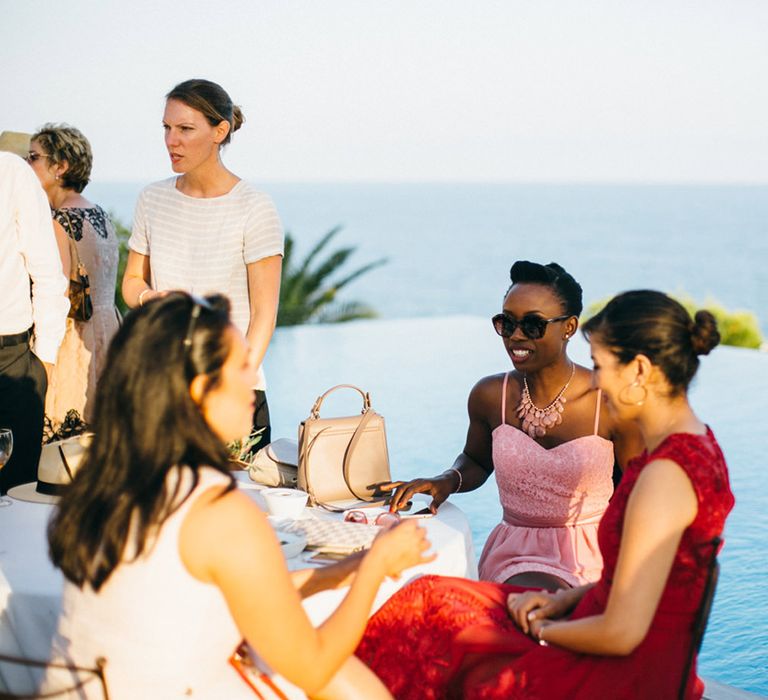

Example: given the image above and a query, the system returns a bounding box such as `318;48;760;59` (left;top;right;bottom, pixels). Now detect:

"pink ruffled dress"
478;372;614;586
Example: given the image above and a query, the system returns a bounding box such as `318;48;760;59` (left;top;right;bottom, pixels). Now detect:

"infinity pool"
264;316;767;694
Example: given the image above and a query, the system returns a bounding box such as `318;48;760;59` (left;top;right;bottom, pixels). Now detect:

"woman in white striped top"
122;78;283;445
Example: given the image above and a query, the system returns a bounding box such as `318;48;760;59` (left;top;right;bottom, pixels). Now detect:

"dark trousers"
0;342;47;494
253;389;271;448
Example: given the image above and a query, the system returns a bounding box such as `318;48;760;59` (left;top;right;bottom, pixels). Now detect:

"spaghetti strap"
501;372;510;425
593;388;602;435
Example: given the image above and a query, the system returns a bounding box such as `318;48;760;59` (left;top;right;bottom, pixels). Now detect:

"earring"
618;380;647;406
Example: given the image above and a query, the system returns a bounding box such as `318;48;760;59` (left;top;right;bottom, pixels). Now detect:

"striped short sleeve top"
129;177;284;387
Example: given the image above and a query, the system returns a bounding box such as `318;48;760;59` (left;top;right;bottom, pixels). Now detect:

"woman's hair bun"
508;260;583;317
232;105;245;132
690;310;720;356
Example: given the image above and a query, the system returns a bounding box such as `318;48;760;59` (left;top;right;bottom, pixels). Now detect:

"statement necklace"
517;363;576;438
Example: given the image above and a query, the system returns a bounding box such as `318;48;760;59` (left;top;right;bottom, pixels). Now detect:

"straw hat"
7;433;93;505
0;131;32;159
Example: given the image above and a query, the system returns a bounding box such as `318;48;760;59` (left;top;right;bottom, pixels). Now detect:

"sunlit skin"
162;98;231;182
26;141;57;195
27;139;90;209
589;341;648;423
190;326;257;443
498;284;578;399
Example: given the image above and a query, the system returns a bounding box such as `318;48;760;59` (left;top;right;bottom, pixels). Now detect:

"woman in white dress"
122;79;282;444
46;293;433;699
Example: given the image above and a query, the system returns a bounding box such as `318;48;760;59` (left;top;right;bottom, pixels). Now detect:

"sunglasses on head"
183;294;215;354
491;313;571;340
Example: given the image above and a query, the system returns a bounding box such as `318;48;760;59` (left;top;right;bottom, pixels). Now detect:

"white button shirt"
0;152;68;364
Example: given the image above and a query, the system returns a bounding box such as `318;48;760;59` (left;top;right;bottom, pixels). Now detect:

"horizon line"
90;178;768;187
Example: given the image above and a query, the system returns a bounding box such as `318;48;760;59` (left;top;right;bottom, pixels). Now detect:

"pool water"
264;316;768;694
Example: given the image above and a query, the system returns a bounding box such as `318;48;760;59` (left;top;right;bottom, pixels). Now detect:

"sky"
2;0;767;183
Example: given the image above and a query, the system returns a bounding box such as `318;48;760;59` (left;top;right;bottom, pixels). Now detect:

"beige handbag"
298;384;391;509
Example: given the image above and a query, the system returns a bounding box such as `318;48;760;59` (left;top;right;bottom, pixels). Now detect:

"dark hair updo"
507;261;583;317
166;79;244;146
582;290;720;396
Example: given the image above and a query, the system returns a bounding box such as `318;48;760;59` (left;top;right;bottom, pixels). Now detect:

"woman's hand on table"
378;474;457;515
367;519;435;580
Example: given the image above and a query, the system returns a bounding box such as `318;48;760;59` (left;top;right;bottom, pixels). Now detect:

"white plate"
275;530;307;559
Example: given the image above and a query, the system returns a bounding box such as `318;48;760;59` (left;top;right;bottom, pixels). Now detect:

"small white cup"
262;488;309;519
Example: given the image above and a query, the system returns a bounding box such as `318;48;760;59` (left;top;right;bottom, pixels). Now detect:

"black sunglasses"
491;313;571;340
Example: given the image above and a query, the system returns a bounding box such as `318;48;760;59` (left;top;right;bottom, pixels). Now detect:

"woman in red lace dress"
357;290;734;700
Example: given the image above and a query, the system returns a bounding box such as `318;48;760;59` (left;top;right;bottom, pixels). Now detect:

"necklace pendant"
515;365;575;439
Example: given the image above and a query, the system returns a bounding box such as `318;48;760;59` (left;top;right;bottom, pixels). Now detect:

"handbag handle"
309;384;371;419
342;409;377;502
59;209;86;275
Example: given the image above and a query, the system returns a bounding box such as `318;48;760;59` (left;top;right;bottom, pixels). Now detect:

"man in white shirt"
0;152;69;493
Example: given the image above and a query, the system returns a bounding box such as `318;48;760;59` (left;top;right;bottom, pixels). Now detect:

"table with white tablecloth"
0;473;477;690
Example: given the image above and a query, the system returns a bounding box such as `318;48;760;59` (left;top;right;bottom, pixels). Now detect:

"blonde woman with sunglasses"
27;123;120;428
383;261;643;590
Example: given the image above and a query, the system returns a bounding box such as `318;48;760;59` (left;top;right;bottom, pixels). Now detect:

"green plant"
583;294;763;349
228;427;265;465
277;226;387;326
110;212;131;316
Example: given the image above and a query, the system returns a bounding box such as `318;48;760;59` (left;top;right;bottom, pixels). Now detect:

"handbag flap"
265;438;298;466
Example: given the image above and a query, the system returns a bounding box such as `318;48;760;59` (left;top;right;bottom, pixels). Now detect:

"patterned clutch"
280;518;380;554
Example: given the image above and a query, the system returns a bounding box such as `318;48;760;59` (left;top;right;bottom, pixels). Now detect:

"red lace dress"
356;429;734;699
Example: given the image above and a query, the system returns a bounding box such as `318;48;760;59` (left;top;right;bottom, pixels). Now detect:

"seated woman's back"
49;468;251;698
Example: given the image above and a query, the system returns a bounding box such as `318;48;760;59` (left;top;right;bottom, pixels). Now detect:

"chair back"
0;654;109;700
678;536;721;700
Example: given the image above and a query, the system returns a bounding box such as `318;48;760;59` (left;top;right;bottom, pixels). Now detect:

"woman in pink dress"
384;261;643;589
358;290;734;699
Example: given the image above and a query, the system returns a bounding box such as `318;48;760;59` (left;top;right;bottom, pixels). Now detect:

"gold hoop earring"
618;380;647;406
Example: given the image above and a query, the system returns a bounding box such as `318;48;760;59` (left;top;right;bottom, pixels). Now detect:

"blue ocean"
90;181;768;334
90;181;768;694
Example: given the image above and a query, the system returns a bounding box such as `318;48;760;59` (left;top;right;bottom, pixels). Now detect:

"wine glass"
0;428;14;507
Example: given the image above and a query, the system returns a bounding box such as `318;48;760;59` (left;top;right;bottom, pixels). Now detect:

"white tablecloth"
0;475;476;688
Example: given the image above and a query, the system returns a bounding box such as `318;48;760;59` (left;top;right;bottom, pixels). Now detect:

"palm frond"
295;225;344;277
276;224;387;327
282;233;295;270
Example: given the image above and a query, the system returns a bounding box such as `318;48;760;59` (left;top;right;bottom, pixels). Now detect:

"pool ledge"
705;679;766;699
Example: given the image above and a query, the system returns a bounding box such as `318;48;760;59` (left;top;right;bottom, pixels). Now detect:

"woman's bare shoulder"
180;483;273;581
469;371;521;414
471;372;515;399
